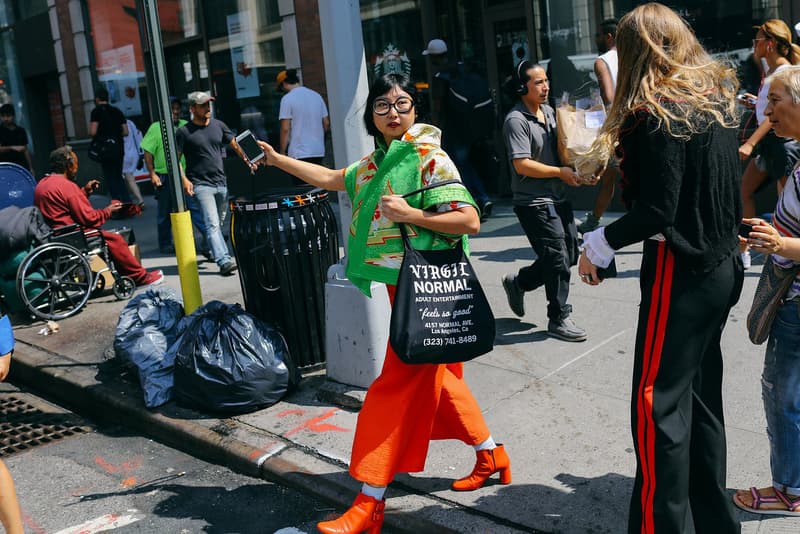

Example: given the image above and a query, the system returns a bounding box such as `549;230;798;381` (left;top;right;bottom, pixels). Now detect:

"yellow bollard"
170;211;203;314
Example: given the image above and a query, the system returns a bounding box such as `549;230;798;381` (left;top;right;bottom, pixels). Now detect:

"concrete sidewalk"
6;193;799;533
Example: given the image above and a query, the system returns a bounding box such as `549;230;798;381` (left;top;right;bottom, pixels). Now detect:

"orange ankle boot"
317;493;385;534
451;444;512;491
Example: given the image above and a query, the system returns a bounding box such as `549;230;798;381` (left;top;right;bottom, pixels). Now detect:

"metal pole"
141;0;203;313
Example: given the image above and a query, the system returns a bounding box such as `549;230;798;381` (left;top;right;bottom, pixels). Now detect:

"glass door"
164;40;209;103
483;6;529;196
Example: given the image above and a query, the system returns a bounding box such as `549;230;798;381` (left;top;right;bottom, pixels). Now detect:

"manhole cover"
1;395;90;457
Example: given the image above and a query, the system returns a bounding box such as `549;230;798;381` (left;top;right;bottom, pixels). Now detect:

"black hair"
599;18;618;38
515;60;545;86
0;103;14;116
95;87;109;101
49;145;74;174
285;68;300;85
363;73;418;139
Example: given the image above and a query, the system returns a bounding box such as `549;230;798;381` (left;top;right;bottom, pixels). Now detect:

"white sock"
361;483;386;500
473;436;497;451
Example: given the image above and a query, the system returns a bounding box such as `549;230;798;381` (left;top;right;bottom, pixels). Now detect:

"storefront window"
87;0;147;125
200;0;284;144
0;3;32;135
159;0;200;46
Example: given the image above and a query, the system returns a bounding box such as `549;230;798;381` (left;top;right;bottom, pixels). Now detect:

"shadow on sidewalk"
393;471;633;533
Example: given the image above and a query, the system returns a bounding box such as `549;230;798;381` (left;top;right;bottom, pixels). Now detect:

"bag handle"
398;179;464;249
401;179;462;198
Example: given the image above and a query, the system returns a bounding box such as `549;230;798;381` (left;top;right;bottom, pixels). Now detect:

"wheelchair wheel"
17;242;93;320
112;276;135;300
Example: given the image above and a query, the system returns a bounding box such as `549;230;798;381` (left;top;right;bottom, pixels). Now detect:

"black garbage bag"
114;287;185;408
170;301;299;413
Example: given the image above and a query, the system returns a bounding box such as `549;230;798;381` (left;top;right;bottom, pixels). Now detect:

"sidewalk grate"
0;396;89;457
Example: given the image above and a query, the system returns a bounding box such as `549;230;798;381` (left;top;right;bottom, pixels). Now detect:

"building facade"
0;0;797;196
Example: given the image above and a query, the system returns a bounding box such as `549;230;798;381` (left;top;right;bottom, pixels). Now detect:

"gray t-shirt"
502;102;566;205
176;118;234;187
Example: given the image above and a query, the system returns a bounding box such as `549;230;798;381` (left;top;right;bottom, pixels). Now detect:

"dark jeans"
155;173;207;251
448;144;489;206
101;157;128;203
513;201;579;321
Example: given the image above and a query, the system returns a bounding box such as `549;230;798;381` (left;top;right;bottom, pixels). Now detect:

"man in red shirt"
34;146;163;287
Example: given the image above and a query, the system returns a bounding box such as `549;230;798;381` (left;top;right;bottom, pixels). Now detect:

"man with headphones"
501;60;589;342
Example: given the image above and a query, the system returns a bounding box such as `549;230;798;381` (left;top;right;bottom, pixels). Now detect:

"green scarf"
344;123;477;296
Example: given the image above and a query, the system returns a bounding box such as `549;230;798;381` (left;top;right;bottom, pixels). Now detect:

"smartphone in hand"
739;222;754;239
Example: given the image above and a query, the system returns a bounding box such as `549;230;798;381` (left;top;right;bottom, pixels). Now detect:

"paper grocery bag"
556;103;606;165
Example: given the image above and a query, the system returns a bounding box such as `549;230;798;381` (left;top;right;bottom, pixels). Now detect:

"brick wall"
294;0;328;102
55;0;87;137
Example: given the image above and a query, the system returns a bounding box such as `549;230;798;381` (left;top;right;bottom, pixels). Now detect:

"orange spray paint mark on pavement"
280;408;350;437
22;512;47;534
120;476;140;488
94;456;142;475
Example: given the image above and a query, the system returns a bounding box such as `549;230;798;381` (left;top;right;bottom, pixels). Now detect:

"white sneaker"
741;250;751;270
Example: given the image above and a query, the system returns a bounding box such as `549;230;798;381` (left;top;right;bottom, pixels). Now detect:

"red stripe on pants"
636;242;675;534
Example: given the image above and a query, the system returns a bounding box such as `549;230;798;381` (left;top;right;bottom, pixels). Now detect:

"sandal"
733;486;800;516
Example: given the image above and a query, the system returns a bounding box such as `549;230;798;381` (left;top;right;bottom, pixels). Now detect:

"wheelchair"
13;224;136;321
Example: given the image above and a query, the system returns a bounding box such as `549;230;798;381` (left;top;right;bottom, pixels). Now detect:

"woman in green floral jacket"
258;73;510;534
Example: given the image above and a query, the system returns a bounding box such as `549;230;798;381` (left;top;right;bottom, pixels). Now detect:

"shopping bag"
556;93;606;166
389;181;495;364
747;255;800;344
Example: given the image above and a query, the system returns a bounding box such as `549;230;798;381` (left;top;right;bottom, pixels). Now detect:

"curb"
9;340;524;534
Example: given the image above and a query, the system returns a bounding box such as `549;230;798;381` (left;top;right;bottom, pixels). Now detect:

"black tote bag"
389;181;495;364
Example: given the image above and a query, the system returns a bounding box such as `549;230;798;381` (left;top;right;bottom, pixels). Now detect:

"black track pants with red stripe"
628;241;743;534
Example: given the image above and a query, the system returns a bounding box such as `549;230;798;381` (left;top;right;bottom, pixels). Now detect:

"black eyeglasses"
373;97;414;115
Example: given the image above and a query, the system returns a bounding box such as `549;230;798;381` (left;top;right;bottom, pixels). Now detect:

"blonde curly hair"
575;2;739;175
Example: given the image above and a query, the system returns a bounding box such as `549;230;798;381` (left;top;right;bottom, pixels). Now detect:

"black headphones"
514;60;532;96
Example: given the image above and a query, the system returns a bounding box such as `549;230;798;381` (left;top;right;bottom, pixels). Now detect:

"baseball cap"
187;91;214;105
276;70;288;89
422;39;448;56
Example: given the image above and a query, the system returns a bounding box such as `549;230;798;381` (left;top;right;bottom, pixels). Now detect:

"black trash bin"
230;187;340;369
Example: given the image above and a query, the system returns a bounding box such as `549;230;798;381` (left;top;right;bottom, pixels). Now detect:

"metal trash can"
230;187;340;369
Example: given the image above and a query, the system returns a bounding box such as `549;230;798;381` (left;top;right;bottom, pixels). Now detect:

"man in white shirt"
276;69;330;166
578;18;618;234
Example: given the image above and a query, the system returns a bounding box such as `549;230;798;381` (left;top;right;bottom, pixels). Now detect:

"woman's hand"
739;141;755;161
380;195;418;223
745;217;785;255
578;250;602;285
257;140;280;166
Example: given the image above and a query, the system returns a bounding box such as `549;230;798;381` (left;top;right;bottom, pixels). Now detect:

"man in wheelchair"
34;146;163;288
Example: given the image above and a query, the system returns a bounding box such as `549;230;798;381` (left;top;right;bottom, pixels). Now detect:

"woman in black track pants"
576;3;744;533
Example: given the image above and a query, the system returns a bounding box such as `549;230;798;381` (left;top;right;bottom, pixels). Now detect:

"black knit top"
605;107;742;272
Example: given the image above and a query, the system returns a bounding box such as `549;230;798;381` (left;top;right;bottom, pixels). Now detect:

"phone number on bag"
423;335;477;347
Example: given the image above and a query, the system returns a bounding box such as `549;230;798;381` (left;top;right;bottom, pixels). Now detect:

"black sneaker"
547;317;587;342
502;274;525;317
220;261;238;276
